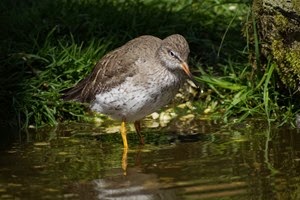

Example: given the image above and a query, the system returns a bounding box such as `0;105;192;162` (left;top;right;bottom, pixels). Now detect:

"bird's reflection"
121;147;128;175
67;146;177;200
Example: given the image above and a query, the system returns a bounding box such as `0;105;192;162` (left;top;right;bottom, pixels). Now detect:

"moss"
271;37;300;89
271;39;286;62
293;0;300;14
286;49;300;75
252;0;263;14
274;14;289;32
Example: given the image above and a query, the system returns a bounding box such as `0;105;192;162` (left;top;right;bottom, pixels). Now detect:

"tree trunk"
251;0;300;92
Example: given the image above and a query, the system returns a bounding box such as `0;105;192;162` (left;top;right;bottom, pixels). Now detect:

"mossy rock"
250;0;300;91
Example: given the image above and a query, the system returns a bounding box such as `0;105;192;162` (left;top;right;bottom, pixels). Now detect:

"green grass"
1;0;298;129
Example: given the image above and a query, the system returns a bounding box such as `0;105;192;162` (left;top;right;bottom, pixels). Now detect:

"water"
0;122;299;200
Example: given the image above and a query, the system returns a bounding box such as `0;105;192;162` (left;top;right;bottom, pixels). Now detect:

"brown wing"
62;35;161;103
62;48;137;103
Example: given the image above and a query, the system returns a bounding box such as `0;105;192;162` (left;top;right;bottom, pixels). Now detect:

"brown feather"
62;35;161;103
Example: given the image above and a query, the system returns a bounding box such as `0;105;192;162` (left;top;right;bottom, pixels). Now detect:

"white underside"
90;75;180;122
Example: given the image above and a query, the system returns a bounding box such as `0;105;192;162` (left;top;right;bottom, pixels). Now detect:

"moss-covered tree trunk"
252;0;300;92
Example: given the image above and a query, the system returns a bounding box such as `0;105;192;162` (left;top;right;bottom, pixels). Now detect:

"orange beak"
180;62;193;79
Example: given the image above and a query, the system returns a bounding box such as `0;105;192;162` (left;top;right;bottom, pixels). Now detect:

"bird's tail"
61;86;82;101
61;78;90;103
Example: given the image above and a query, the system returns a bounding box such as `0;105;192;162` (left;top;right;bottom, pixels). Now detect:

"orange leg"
120;120;128;149
134;120;144;145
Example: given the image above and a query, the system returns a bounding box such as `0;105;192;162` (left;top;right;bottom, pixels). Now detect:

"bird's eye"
169;50;176;58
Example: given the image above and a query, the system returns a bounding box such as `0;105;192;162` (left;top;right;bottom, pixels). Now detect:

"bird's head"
157;34;192;79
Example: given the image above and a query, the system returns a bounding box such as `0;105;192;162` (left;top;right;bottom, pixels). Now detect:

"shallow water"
0;121;300;200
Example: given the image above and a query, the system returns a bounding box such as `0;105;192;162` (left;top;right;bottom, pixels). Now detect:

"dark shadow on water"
0;124;20;150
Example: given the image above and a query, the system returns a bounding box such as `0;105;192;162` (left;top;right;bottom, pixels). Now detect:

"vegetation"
1;0;299;129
